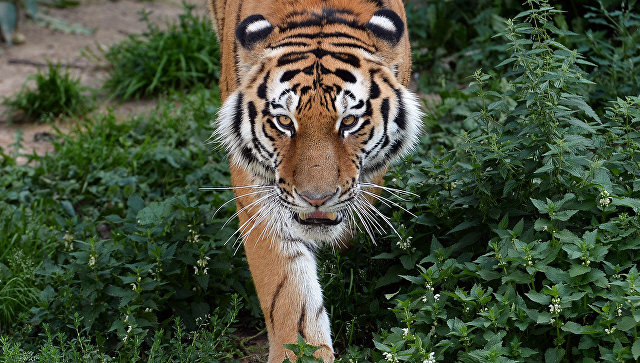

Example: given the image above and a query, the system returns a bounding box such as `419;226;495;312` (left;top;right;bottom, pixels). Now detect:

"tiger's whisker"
212;189;272;217
359;197;403;241
361;190;417;218
222;192;276;229
360;182;418;198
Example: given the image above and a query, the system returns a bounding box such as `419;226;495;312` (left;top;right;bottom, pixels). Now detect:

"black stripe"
277;54;309;67
270;276;287;328
334;69;356;83
350;119;370;135
281;69;301;82
329;42;375;52
280;31;361;42
298;303;306;339
380;97;390;124
393;89;407;129
282;17;363;32
262;124;276;142
232;93;244;137
370;80;380;99
268;41;310;49
257;71;270;99
389;139;403;156
329;52;361;68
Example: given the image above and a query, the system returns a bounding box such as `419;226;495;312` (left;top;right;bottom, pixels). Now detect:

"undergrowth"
0;0;639;362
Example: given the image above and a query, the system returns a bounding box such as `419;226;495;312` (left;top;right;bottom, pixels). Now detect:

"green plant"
2;62;93;122
103;4;220;100
370;0;640;361
283;335;323;363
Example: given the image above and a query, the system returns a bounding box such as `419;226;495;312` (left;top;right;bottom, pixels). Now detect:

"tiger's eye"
340;115;357;130
341;115;357;128
277;115;293;127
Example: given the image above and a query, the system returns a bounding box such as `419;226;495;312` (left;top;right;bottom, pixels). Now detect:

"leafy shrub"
1;62;93;122
103;4;220;100
0;87;263;359
370;1;640;361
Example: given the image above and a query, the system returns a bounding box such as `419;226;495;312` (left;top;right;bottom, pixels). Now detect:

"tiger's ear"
366;9;406;64
366;9;404;46
236;14;273;49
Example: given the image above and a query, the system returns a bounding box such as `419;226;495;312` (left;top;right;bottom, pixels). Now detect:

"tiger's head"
216;5;423;244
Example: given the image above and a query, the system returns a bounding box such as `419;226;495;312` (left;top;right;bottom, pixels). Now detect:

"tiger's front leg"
232;168;334;362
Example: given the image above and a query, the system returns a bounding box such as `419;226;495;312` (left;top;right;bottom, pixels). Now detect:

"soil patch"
0;0;205;162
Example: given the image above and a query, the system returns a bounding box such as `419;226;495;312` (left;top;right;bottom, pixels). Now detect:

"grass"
1;62;93;122
0;0;639;361
102;4;220;100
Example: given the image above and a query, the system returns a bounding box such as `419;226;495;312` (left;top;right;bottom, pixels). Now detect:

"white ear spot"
236;14;274;49
246;19;272;34
366;9;404;45
369;15;397;32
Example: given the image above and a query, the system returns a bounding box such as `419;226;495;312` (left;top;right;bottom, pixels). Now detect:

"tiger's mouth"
294;211;343;226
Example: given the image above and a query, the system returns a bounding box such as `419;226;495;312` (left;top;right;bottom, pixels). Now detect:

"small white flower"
434;294;440;301
127;325;132;333
424;351;436;363
383;352;398;362
88;255;96;267
197;256;210;268
421;295;428;303
130;283;138;291
402;327;409;337
193;266;198;274
617;308;622;317
598;190;612;208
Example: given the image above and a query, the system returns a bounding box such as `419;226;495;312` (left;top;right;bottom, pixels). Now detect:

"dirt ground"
0;0;207;163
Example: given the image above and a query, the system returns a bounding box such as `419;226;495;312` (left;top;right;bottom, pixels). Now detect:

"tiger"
206;0;423;361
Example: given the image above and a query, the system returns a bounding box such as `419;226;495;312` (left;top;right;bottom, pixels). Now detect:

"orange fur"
207;1;415;361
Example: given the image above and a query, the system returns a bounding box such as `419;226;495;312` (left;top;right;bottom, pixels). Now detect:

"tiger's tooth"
299;213;308;220
327;212;337;221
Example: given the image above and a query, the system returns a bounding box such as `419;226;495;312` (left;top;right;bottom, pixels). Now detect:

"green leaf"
60;200;76;218
615;316;637;332
632;338;640;360
524;291;551;305
561;321;586;334
531;198;549;213
560;93;601;122
137;199;174;225
551;210;578;222
543;266;569;283
612;197;640;212
569;264;591;277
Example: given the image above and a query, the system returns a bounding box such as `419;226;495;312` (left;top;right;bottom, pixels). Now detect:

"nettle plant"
372;1;640;362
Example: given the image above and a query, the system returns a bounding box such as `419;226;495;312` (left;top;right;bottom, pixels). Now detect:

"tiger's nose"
295;188;339;207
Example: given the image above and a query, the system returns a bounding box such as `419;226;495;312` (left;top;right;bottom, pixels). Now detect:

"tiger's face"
216;8;422;243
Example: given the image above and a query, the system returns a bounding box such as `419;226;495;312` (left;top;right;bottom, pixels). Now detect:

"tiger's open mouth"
294;211;343;226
